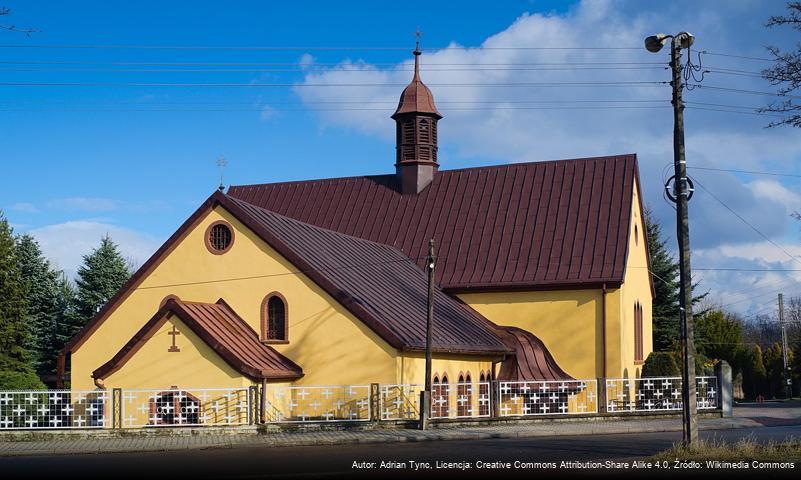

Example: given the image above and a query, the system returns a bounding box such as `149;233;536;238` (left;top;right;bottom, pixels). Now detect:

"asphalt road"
2;425;799;479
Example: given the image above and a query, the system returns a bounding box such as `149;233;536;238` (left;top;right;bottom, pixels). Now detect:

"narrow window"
457;373;471;417
634;302;643;363
419;118;431;143
478;372;489;416
432;373;449;418
261;293;288;342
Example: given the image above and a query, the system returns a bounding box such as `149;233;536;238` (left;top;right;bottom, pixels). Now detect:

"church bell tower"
391;39;442;195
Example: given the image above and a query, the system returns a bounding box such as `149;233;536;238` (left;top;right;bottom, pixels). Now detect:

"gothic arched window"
261;293;288;343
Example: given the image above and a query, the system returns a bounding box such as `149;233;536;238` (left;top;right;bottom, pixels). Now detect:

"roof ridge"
225;194;417;260
228;154;637;190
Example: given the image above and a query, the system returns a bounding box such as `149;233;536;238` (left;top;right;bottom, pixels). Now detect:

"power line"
689;84;801;99
0;43;646;51
693;178;801;267
0;80;668;88
0;60;668;67
701;51;772;62
689;166;801;179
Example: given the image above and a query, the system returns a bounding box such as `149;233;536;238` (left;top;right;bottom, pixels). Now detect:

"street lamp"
644;31;699;447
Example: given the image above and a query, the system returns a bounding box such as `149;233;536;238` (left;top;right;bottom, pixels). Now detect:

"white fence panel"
605;376;717;412
497;380;598;417
0;390;109;430
429;381;491;419
263;385;370;423
380;384;421;420
120;387;250;427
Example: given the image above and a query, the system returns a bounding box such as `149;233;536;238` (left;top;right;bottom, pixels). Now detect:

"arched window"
432;373;449;418
478;371;490;416
634;301;643;364
261;293;288;343
457;373;471;417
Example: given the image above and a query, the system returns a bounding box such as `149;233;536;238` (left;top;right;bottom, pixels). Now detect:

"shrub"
642;351;680;377
0;354;45;390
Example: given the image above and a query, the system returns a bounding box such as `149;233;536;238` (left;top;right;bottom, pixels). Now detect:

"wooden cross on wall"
168;325;181;352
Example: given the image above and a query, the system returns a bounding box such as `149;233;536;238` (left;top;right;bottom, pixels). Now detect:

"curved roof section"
228;155;643;291
392;51;442;119
94;298;303;381
496;326;572;382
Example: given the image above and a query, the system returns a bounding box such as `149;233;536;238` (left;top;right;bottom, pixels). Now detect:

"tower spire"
413;28;422;81
391;31;443;195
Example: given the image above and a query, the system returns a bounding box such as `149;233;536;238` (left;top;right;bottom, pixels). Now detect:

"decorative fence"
0;376;725;430
430;381;491;419
0;390;109;429
119;387;251;427
262;385;370;423
380;384;421;420
497;380;598;416
604;376;717;412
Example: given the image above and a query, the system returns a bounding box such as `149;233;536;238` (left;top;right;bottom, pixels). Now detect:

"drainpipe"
601;283;608;378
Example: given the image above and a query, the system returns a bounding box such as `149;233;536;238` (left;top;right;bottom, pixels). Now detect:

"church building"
58;44;654;400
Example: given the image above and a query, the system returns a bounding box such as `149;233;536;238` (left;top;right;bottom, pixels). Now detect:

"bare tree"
0;6;39;35
760;2;801;127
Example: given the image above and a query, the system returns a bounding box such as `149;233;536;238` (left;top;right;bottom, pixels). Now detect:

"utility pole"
671;33;699;448
419;239;435;430
645;31;698;446
779;293;792;399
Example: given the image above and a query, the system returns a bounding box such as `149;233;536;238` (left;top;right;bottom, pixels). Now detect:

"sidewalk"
0;413;791;457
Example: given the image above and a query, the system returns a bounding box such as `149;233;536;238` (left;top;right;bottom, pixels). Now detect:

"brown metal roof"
228;155;640;291
496;326;572;382
93;298;304;381
222;194;510;356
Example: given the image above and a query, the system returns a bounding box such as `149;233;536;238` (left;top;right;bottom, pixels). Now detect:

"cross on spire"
414;27;423;53
216;155;227;192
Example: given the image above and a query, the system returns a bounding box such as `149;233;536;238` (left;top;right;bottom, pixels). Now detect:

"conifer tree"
744;344;768;399
644;206;680;351
0;212;44;389
69;235;131;340
15;234;62;374
0;212;29;362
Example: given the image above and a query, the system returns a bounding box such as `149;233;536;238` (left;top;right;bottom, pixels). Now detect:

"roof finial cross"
414;27;423;53
216;155;227;192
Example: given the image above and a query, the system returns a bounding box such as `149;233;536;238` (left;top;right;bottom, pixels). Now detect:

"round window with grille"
205;221;234;254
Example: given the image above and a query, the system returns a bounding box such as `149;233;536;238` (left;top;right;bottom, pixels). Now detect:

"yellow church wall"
618;182;654;379
397;353;495;385
101;313;251;390
71;205;399;391
457;289;604;379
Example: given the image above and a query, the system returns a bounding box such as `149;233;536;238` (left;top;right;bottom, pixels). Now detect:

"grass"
650;436;801;462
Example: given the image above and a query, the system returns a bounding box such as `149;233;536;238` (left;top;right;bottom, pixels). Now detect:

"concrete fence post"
248;385;259;425
112;388;122;429
715;360;733;418
370;383;380;422
596;378;607;414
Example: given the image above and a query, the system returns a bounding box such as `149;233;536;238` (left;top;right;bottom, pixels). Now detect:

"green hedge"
642;351;681;377
0;355;46;390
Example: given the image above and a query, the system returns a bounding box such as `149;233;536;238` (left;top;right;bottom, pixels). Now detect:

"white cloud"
290;0;801;314
5;202;39;213
46;197;119;212
29;220;161;278
747;179;801;212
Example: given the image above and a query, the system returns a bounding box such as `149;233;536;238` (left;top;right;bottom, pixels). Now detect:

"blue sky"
2;0;801;315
